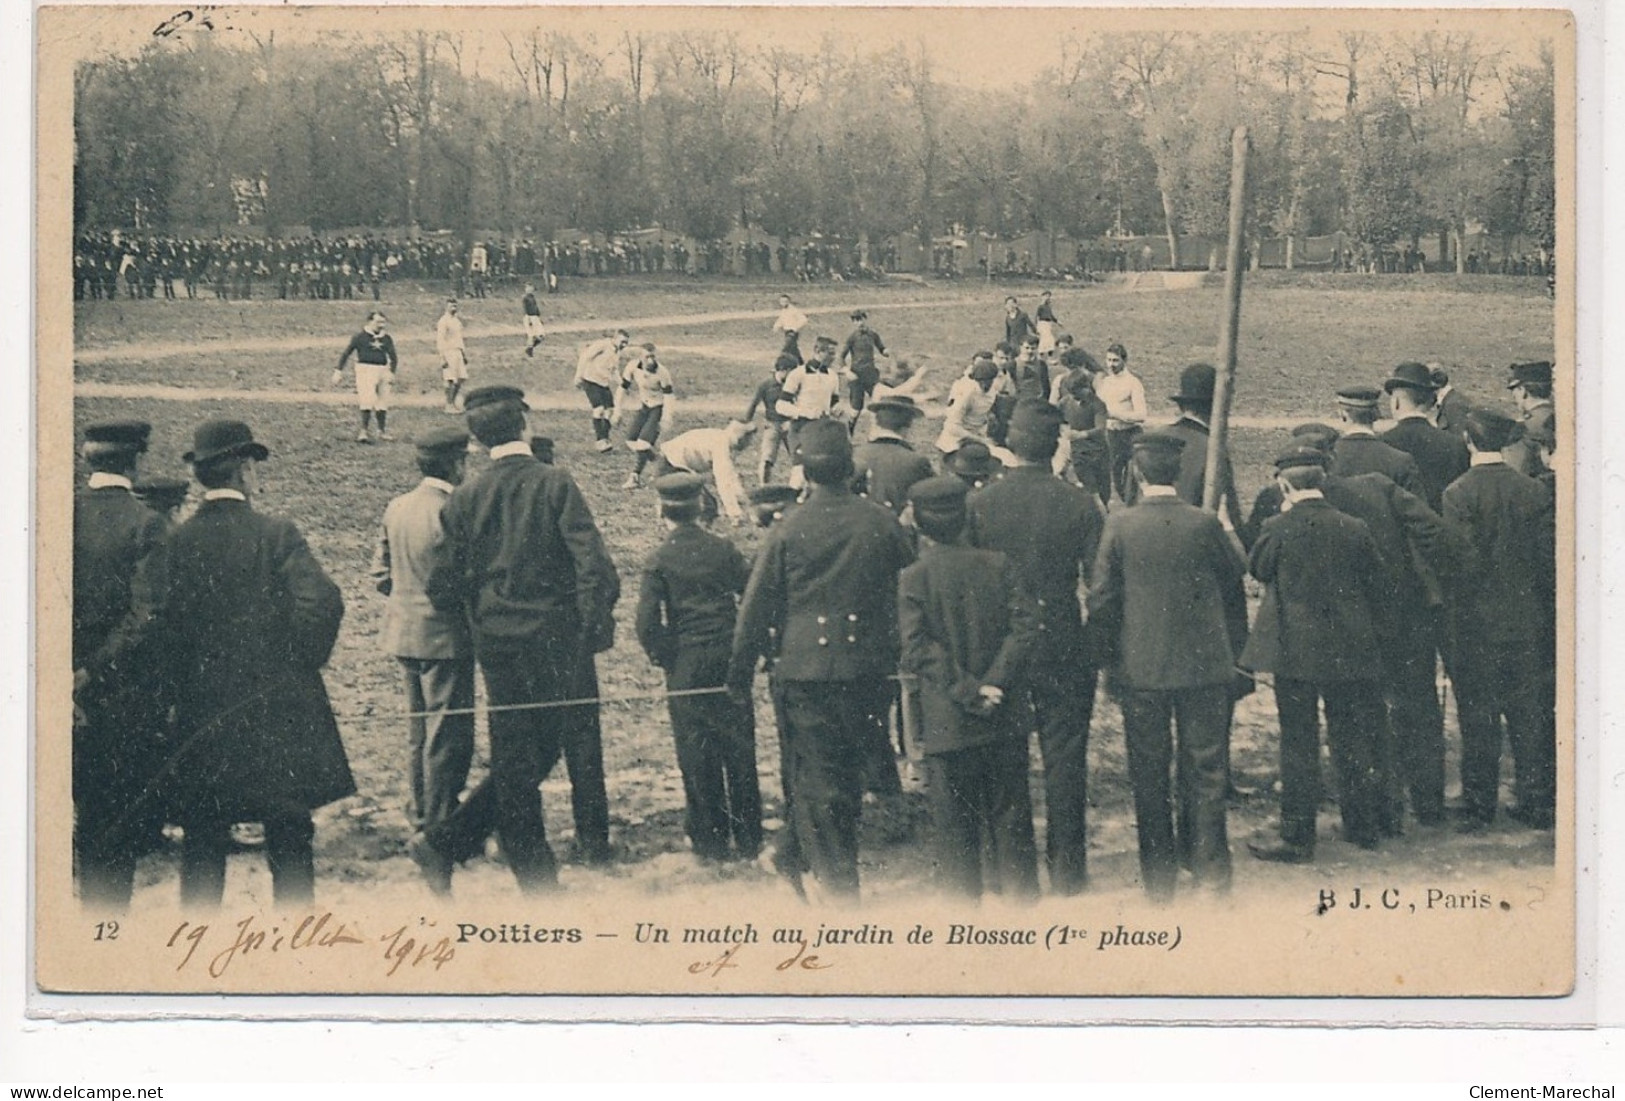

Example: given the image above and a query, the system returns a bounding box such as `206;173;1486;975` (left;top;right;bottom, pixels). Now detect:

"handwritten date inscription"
166;913;455;979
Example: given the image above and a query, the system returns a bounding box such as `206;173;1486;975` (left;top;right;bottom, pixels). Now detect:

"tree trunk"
1285;233;1297;270
1159;188;1180;270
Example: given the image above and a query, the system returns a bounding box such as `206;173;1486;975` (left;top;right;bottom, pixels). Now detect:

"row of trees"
73;28;1556;271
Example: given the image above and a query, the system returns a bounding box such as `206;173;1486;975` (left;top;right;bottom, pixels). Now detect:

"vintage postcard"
36;2;1578;1003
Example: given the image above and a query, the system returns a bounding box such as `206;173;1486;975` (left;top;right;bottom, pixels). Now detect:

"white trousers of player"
441;349;468;382
356;363;392;411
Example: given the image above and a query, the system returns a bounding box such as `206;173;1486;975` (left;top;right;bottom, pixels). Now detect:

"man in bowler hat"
158;419;354;906
1381;362;1470;513
73;419;171;908
424;385;621;892
728;419;914;901
966;399;1105;894
852;394;934;515
1087;431;1248;900
1126;363;1243;531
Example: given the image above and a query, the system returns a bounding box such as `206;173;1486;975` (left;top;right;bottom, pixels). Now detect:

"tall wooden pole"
1202;126;1251;514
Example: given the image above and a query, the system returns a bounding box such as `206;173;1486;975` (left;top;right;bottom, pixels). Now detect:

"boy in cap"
334;310;399;443
73;418;170;908
899;475;1041;900
1242;446;1393;861
1087;430;1247;900
132;476;191;521
159;419;354;906
966;399;1105;895
1503;360;1556;478
1331;384;1426;497
371;425;477;894
728;419;915;901
1442;406;1556;831
575;329;631;453
636;473;763;863
743;353;798;483
617;342;677;489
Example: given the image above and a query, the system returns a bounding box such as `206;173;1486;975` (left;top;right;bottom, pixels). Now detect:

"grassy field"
73;274;1555;418
66;271;1558;907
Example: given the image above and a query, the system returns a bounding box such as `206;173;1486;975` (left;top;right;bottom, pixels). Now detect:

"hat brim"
184;441;270;464
1384;378;1437;393
867;400;923;418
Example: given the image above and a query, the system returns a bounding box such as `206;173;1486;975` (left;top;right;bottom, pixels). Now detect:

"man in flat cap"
1381;363;1470;513
1242;447;1392;862
852;395;934;516
424;385;621;892
1087;430;1248;900
1241;425;1461;831
371;425;476;894
1442;406;1556;831
1126;364;1243;532
73;418;170;908
1502;361;1556;479
158;419;354;907
966;399;1106;895
1330;385;1427;498
728;418;914;901
636;473;762;864
900;475;1040;900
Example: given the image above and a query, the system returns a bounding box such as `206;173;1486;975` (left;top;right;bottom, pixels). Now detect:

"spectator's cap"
1465;406;1520;450
969;357;999;382
1005;399;1064;446
850;309;868;321
908;475;970;540
184;419;270;464
82;419;151;457
1427;363;1452;387
1335;385;1382;409
528;436;555;464
1507;360;1553;389
417;426;471;456
794;419;853;464
1132;430;1187;456
652;472;706;504
946;440;1001;480
462;385;529;413
867;395;924;420
1273;444;1332;470
132;476;189;510
1383;362;1437;394
773;353;800;372
748;484;800;526
1290;422;1340;451
1170;362;1217;406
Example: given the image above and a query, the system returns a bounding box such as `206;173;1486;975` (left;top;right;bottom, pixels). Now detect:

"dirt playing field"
68;272;1558;909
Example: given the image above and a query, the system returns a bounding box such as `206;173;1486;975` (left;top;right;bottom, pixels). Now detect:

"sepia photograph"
36;2;1576;1001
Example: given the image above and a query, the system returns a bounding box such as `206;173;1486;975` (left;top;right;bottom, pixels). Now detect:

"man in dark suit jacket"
72;419;170;909
159;420;354;907
1443;406;1556;830
1242;450;1392;861
1429;364;1472;436
425;385;622;893
900;476;1040;900
1124;363;1243;531
1242;424;1461;828
1381;363;1471;512
1331;385;1427;499
1502;360;1557;479
851;395;934;515
1087;431;1248;900
966;400;1105;895
728;419;915;901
